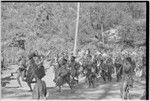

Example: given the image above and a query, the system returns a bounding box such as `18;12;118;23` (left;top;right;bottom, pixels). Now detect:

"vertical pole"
73;3;80;56
101;23;104;44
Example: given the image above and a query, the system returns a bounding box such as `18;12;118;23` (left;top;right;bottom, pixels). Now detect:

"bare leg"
26;74;34;91
26;71;39;91
117;74;119;82
43;80;47;98
58;86;61;92
32;83;38;99
27;82;32;91
76;76;79;84
21;71;26;82
16;71;22;87
88;77;91;87
91;80;94;88
67;81;72;89
91;76;95;87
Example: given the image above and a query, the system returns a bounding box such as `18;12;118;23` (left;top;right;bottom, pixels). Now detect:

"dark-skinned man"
29;51;47;100
16;56;27;87
26;51;39;91
140;55;146;100
106;57;114;82
115;57;123;82
69;56;80;85
120;57;134;99
26;50;45;91
83;49;96;87
54;53;72;92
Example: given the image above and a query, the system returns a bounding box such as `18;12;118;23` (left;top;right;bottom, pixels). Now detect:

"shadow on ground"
1;76;145;100
1;76;16;87
46;78;120;99
2;87;32;99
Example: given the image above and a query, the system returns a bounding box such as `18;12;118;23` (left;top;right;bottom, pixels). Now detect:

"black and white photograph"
1;1;148;100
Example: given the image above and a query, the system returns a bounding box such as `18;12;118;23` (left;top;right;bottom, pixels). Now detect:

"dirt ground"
1;64;145;100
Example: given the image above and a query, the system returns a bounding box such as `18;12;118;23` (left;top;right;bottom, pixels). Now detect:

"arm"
56;54;61;67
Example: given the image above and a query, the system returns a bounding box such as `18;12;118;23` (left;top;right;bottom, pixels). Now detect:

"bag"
35;65;45;79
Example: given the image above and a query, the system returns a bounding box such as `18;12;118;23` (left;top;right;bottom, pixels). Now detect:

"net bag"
35;64;46;79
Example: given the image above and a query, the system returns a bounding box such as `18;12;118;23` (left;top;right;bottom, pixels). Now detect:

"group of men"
53;49;103;90
53;49;131;88
6;48;146;99
53;52;81;91
54;49;146;99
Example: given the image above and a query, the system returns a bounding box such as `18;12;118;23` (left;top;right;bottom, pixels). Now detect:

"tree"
1;2;146;66
73;3;80;56
90;3;122;44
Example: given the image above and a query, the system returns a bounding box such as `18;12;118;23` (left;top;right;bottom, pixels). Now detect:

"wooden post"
101;23;104;44
73;3;80;56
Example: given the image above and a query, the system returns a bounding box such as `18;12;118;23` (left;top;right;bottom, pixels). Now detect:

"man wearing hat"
26;51;47;99
26;50;45;91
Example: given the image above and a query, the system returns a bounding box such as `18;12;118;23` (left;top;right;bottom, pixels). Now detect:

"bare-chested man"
16;56;27;87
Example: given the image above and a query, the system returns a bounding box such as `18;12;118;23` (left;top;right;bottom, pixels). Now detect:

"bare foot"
28;90;33;92
57;89;61;92
19;86;23;88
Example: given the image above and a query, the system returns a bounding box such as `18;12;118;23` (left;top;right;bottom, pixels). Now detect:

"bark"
101;23;104;44
73;3;80;56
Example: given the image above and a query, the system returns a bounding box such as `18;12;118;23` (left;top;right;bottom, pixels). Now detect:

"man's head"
93;56;98;63
28;50;38;60
62;57;67;65
86;49;90;55
18;56;22;62
71;56;76;62
126;57;132;63
100;59;104;63
34;50;39;56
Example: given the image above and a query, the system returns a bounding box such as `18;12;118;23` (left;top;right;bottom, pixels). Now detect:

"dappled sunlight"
1;2;146;100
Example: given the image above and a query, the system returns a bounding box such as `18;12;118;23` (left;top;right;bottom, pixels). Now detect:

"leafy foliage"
1;2;146;66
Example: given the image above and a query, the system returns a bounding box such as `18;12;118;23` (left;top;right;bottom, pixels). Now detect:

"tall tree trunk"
101;23;104;44
73;3;80;56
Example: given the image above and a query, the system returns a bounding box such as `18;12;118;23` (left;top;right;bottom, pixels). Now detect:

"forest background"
1;2;146;67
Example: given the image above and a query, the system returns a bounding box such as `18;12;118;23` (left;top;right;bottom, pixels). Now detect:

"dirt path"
46;79;145;100
1;64;145;100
